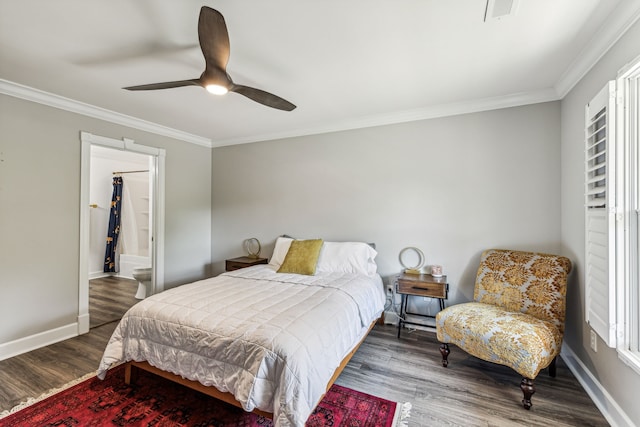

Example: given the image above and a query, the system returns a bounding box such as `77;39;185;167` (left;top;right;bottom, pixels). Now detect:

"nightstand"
225;256;268;271
395;272;448;338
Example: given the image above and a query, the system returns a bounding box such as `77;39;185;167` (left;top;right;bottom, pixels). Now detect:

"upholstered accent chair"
435;249;572;409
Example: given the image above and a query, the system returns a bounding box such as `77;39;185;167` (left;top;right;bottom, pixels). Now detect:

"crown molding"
554;0;640;98
0;79;213;148
211;88;560;147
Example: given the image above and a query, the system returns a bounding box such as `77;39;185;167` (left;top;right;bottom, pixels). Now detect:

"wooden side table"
396;272;448;338
225;256;268;271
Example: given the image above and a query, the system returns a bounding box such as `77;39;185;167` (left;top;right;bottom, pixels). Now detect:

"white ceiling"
1;0;639;147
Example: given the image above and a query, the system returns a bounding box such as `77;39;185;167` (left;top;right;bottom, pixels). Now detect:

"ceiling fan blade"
231;85;296;111
198;6;230;71
124;79;201;91
122;8;296;111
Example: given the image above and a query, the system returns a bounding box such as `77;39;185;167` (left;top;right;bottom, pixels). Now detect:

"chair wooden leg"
548;356;557;378
439;343;450;367
520;377;535;410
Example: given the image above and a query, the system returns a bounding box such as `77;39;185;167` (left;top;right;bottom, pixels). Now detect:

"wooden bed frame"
123;316;380;419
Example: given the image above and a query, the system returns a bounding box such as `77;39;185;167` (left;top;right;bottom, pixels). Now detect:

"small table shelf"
225;256;268;271
396;272;448;338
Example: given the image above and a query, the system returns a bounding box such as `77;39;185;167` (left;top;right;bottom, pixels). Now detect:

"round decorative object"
399;247;425;274
243;238;261;258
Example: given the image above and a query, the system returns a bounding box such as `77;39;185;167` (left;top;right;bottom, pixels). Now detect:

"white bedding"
97;264;385;427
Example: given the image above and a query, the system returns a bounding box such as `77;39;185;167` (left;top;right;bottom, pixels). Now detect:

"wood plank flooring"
0;276;138;412
336;326;608;426
0;293;609;426
89;276;139;329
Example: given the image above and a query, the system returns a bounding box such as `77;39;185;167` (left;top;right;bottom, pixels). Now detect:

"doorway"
78;132;165;335
89;146;151;328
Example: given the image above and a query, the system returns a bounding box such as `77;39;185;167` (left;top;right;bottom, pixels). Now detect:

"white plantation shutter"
585;81;618;347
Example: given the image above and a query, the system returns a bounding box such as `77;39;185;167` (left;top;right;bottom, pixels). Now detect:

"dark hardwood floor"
0;283;609;426
0;276;137;414
89;276;139;329
336;326;609;426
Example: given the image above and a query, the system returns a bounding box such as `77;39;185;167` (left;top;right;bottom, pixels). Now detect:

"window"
619;57;640;371
585;54;640;374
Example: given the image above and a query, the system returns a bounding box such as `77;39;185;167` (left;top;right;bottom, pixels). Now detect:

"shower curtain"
103;176;123;272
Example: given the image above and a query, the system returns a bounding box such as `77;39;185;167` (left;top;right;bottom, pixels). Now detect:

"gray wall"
211;101;562;310
0;94;212;344
560;18;640;425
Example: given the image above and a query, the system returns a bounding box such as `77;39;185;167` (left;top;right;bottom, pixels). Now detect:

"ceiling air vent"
484;0;519;22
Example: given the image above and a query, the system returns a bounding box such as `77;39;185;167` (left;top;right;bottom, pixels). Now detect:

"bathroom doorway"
78;132;165;335
88;146;151;328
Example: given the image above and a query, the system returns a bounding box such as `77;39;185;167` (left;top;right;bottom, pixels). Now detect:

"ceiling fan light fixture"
205;84;228;95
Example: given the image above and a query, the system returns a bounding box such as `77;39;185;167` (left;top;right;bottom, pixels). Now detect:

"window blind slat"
586;150;606;162
587;188;606;197
587;134;607;147
587;175;606;185
587;123;607;140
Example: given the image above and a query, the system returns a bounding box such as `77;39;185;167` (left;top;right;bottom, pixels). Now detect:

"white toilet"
132;267;152;299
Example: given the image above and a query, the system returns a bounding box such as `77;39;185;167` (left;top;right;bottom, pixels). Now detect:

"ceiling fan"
123;6;296;111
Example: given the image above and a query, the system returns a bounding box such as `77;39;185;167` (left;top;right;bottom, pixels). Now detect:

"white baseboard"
561;343;635;427
384;310;400;325
89;271;111;279
78;313;90;335
0;323;78;361
383;310;439;334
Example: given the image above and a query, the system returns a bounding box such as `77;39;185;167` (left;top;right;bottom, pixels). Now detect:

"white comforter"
97;265;385;427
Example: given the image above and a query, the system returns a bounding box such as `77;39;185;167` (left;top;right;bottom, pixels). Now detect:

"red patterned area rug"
0;364;410;426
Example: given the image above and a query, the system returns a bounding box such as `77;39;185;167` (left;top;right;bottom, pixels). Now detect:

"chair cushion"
436;302;562;379
474;249;572;335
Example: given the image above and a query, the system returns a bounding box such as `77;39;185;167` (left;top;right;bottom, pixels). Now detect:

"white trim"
153;150;166;293
617;53;640;373
0;76;558;149
561;343;636;427
0;79;212;148
0;323;77;362
211;88;560;147
618;348;640;376
555;1;640;98
78;137;91;335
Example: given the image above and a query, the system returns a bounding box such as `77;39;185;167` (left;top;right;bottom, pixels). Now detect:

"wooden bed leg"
520;377;535;410
124;363;132;384
124;362;138;385
439;343;450;367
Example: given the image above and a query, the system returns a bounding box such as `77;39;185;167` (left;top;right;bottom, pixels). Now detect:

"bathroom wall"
89;145;151;278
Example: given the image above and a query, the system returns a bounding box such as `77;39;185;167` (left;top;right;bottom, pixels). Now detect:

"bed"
97;238;385;427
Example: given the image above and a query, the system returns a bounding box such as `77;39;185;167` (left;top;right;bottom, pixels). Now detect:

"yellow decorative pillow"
277;239;324;275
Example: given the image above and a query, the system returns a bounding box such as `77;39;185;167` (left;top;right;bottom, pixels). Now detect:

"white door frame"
78;131;165;334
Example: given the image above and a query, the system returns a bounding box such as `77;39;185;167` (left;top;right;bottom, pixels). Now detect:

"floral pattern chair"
435;249;572;409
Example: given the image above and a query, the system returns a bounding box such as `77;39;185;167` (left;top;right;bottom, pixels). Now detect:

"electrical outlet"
386;279;394;294
590;330;598;352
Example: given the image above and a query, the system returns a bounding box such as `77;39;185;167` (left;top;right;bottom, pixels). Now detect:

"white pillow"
316;241;378;276
269;236;294;268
